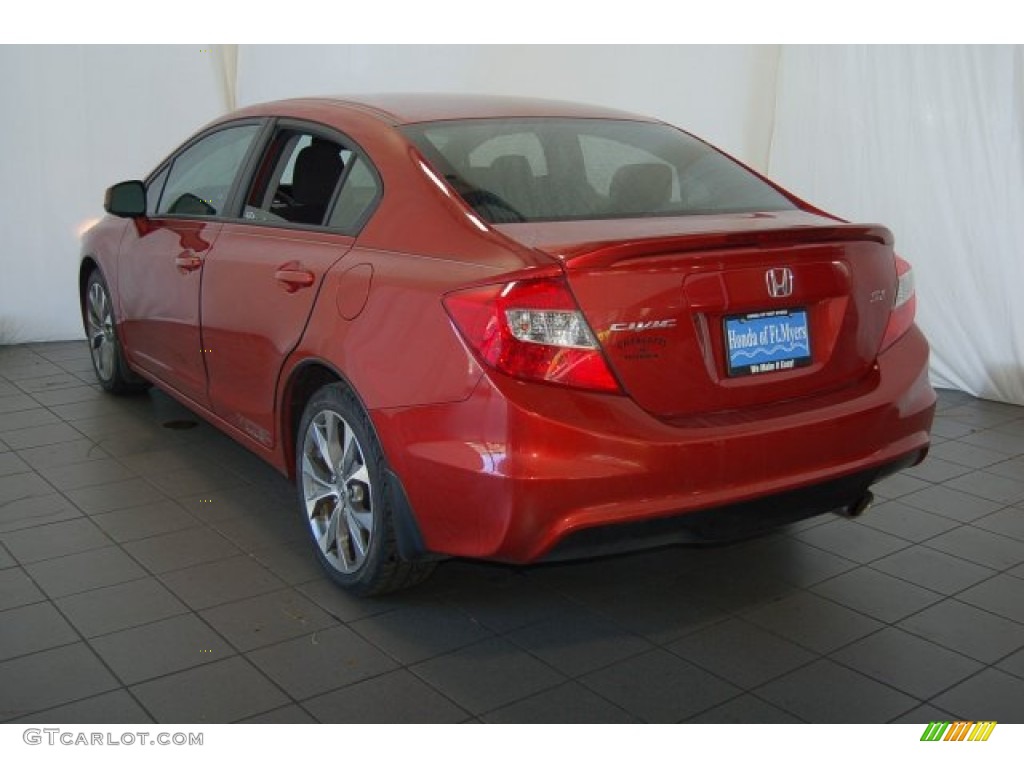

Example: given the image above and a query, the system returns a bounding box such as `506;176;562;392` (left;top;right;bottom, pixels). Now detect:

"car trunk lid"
495;211;898;418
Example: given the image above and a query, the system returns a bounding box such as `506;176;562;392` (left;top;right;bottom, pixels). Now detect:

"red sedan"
80;94;935;594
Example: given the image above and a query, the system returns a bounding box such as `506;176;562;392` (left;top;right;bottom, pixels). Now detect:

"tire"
295;382;434;596
83;270;149;395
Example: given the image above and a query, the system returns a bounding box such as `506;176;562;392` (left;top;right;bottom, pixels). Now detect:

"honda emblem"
765;267;794;298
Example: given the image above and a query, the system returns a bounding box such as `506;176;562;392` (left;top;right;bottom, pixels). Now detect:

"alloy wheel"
86;281;116;381
300;409;374;574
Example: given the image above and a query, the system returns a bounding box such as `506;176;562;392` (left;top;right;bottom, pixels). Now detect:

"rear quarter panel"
287;247;493;411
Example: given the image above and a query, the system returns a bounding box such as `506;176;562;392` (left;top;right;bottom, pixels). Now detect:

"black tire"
83;269;149;395
295;382;434;596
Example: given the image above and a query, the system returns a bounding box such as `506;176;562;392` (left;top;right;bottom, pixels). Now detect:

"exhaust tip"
837;491;874;519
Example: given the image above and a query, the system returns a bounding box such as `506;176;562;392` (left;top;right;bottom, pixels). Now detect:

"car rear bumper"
371;326;935;563
539;453;920;561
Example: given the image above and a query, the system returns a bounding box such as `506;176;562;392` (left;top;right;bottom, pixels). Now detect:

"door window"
145;166;169;214
157;124;261;217
244;130;351;227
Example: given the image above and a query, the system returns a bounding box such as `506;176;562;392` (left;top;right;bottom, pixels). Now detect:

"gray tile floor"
2;340;1024;723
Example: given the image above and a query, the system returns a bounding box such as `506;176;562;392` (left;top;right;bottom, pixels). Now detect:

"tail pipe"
836;491;875;519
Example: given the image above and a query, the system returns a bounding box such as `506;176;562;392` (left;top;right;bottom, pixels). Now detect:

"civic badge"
765;267;794;298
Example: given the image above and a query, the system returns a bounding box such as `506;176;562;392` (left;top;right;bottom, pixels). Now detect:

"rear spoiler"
556;224;895;269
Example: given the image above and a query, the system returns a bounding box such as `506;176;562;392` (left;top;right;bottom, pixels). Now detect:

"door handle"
174;252;203;273
274;265;316;293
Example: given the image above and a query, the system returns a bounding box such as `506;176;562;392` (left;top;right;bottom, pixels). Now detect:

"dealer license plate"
724;309;811;377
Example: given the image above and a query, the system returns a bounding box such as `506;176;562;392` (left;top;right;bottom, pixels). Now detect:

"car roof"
233;93;657;126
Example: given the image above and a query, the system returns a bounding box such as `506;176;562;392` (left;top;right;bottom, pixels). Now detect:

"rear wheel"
295;382;434;595
84;270;148;394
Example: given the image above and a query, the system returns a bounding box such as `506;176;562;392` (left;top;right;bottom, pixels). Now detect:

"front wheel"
84;270;149;394
295;383;434;595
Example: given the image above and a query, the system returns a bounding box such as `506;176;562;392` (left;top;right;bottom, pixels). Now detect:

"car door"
200;122;381;448
117;122;264;407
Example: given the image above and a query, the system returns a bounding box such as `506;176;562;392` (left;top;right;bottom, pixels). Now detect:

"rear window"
403;118;795;223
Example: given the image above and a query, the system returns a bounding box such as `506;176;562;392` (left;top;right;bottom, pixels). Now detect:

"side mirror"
104;180;146;218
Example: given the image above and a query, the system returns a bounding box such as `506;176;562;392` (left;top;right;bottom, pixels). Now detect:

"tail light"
443;277;621;393
880;255;917;352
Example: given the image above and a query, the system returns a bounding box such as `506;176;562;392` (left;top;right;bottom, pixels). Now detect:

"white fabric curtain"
768;45;1024;405
219;44;239;111
0;45;228;345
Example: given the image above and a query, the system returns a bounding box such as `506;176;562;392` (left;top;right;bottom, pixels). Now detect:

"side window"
157;124;260;217
328;157;380;231
145;166;168;215
244;129;351;227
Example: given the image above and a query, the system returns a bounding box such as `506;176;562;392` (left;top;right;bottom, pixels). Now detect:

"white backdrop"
768;45;1024;405
2;45;1021;404
0;45;229;344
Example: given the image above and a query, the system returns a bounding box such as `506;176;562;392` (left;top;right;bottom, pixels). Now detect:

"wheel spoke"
305;486;338;508
345;462;370;487
91;285;105;323
340;425;356;476
311;420;334;473
348;505;373;535
97;339;112;378
318;502;340;555
324;414;342;469
346;507;368;559
336;518;355;571
302;453;333;490
87;303;101;331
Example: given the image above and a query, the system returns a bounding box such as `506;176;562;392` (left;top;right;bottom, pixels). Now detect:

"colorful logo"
920;721;997;742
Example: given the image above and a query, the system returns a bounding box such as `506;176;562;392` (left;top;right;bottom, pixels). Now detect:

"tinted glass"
328;157;380;231
145;166;168;215
404;118;795;223
158;124;260;217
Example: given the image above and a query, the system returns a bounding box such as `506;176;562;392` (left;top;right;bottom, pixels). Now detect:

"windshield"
403;118;796;224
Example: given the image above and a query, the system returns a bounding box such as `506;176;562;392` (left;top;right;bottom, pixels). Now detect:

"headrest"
609;163;672;214
489;154;533;181
293;138;344;205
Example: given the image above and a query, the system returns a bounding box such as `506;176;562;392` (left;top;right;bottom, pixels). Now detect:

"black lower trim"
540;449;927;563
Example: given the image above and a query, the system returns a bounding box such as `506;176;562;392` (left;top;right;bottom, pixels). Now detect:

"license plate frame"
723;308;812;377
